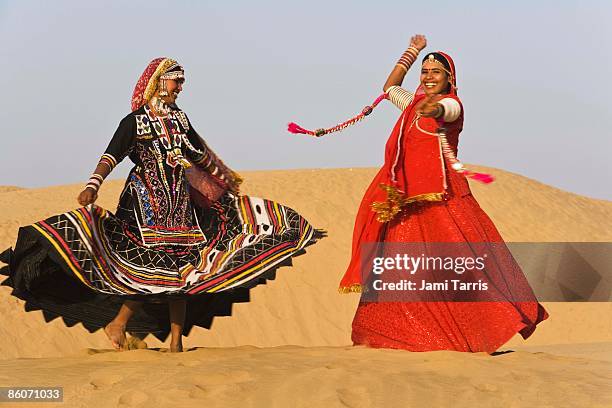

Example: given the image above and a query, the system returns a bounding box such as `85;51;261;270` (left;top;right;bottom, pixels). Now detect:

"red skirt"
351;175;549;353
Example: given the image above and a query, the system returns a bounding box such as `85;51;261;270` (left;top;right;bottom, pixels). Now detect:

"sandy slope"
0;167;611;407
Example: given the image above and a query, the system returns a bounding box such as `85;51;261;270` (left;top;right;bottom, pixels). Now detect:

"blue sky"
1;0;610;200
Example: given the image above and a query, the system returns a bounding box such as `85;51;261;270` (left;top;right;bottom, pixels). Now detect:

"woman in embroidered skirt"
290;35;547;353
1;58;318;352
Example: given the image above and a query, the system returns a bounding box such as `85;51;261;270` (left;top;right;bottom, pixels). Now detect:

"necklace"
149;96;170;116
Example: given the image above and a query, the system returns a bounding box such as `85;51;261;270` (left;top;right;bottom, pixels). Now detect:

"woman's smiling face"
420;61;449;95
162;78;184;103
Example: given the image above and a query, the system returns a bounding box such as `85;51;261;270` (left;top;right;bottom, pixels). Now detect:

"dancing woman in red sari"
290;35;548;352
345;36;548;352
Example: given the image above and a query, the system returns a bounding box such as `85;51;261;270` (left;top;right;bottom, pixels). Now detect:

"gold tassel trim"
338;284;363;294
371;184;444;223
231;171;244;187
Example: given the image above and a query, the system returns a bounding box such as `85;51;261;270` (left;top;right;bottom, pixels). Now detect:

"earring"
159;79;169;97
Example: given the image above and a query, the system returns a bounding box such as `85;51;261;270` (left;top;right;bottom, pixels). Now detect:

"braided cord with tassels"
288;93;388;137
287;94;495;185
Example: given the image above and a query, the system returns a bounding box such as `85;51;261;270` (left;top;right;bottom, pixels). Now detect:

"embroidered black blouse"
102;105;209;247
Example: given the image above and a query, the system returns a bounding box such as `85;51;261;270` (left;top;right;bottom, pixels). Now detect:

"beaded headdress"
131;58;184;112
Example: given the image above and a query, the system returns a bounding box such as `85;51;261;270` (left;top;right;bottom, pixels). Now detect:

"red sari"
341;53;548;353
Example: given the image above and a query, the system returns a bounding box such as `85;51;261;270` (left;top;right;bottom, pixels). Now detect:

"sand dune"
1;345;610;408
0;167;611;407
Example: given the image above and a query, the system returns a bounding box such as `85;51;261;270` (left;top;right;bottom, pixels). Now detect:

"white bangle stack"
86;173;104;192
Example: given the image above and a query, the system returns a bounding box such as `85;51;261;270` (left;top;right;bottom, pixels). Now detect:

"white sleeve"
438;98;461;122
386;85;414;111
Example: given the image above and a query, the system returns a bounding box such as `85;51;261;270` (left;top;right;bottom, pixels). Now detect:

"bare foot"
104;323;127;350
170;339;183;353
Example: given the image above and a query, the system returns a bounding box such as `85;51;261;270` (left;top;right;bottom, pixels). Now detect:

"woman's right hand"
78;188;98;206
410;34;427;52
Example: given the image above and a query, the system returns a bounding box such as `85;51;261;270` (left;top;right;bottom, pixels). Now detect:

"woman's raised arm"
383;34;427;92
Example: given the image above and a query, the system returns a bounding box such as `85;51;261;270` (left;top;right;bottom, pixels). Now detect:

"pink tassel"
287;122;313;135
467;172;495;184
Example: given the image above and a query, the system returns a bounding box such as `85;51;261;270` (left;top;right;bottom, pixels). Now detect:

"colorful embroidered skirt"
0;193;319;340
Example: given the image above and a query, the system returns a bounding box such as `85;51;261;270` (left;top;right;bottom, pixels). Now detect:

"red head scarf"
131;57;182;112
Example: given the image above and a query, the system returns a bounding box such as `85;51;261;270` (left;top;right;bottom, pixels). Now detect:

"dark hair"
422;52;452;72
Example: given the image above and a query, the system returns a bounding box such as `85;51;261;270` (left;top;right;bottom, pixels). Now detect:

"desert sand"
0;167;611;407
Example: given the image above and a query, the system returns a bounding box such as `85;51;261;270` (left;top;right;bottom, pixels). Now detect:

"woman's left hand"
418;96;442;118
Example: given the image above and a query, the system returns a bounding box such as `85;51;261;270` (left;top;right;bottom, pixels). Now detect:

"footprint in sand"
89;374;123;390
118;390;149;406
126;336;148;350
188;385;208;399
176;360;201;367
189;383;245;399
336;387;372;408
473;383;499;392
191;370;253;387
